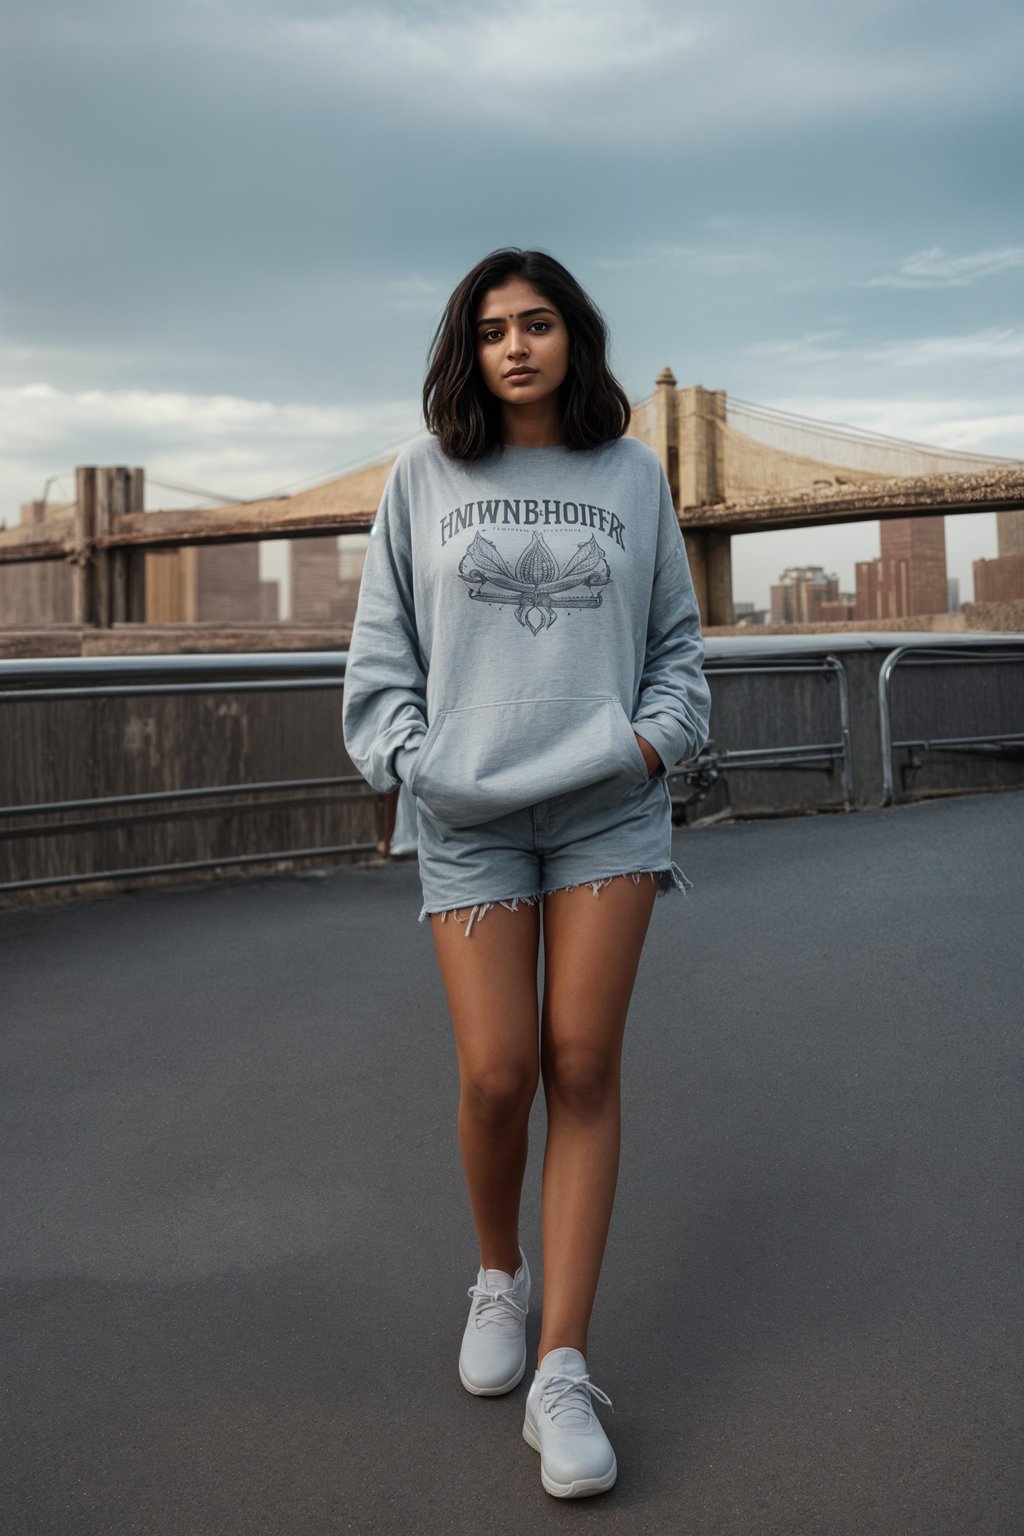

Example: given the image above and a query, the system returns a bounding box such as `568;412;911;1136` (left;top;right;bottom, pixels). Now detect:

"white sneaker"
458;1246;530;1395
522;1346;617;1498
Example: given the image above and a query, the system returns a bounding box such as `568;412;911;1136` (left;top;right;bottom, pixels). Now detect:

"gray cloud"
866;246;1024;288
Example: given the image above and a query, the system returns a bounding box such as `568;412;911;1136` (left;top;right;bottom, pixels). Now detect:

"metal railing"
0;653;379;894
878;642;1024;806
687;653;854;809
10;638;1020;894
1;648;854;893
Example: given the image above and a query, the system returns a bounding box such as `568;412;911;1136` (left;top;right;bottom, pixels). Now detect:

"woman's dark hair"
422;247;631;460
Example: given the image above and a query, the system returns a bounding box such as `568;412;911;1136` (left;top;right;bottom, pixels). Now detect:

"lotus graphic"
457;530;611;635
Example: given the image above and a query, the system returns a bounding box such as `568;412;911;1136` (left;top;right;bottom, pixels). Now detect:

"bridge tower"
650;366;734;627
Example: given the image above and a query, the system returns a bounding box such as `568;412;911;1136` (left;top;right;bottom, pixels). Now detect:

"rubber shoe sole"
522;1414;618;1497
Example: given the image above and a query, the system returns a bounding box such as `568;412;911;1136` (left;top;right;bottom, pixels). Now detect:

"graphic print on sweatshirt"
457;529;611;635
439;494;628;637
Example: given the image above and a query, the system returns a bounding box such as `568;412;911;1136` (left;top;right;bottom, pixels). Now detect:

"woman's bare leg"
536;873;658;1363
429;902;542;1276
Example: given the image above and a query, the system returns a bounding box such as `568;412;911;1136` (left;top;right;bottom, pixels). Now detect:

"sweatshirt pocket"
406;695;649;830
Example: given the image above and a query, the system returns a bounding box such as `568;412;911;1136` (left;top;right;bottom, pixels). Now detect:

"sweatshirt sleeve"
341;458;429;794
630;470;712;775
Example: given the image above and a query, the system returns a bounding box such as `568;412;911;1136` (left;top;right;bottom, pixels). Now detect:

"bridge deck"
2;789;1021;1534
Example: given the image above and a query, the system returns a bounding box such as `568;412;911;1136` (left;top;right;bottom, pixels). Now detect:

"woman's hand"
634;732;662;778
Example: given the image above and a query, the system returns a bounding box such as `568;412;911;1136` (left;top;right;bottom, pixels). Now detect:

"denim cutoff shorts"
415;770;693;938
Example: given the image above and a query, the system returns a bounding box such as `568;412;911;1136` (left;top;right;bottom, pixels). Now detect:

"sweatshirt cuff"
393;740;424;785
630;718;678;777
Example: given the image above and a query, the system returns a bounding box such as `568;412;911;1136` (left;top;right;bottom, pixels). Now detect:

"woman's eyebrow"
475;307;558;328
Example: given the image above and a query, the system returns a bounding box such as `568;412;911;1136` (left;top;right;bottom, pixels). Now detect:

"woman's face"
474;277;570;410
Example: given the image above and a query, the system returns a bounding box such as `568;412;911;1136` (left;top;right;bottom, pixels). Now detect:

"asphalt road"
2;789;1022;1535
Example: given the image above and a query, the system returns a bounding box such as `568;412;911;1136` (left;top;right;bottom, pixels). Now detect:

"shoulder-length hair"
422;247;631;461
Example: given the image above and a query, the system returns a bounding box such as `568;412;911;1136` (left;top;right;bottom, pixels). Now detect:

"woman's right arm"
341;461;428;794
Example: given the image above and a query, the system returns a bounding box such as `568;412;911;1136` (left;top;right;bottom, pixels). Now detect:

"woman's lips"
506;370;537;382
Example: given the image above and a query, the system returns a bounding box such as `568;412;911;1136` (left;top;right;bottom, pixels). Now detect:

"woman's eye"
481;321;552;343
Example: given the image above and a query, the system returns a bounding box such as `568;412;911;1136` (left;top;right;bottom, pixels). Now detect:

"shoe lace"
540;1370;614;1425
466;1281;528;1333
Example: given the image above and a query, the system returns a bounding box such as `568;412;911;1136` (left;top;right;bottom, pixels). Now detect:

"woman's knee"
461;1060;538;1124
542;1044;618;1117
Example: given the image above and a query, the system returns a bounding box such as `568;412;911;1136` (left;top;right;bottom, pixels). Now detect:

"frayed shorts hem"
417;859;694;937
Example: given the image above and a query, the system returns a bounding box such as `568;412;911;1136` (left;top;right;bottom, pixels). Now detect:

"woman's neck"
500;405;565;448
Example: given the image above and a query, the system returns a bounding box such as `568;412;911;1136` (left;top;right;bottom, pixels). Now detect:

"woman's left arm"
631;473;712;777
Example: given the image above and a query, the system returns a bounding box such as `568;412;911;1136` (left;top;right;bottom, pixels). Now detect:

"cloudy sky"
2;0;1022;613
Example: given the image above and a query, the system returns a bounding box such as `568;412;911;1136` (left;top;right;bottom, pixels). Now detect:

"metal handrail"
691;654;854;808
1;648;854;893
0;653;376;894
878;642;1024;806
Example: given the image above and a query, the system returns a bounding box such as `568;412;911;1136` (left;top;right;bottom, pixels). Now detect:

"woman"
342;247;711;1499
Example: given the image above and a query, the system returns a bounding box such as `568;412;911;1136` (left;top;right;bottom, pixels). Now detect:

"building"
818;596;857;622
854;517;948;620
996;510;1024;557
973;553;1024;602
770;566;840;624
732;600;767;627
879;517;948;615
146;543;279;623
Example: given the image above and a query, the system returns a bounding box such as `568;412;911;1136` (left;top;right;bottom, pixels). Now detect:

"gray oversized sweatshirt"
341;432;712;830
